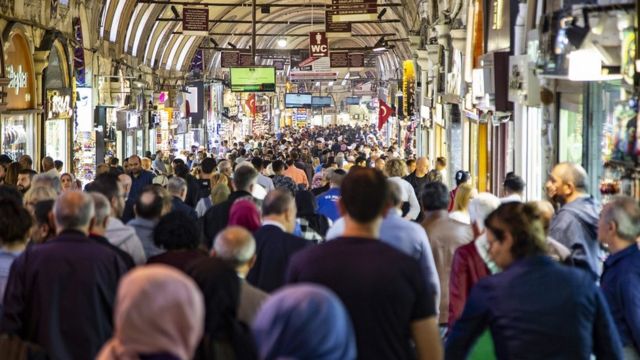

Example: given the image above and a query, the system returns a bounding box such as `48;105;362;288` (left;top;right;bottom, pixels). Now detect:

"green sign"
230;67;276;92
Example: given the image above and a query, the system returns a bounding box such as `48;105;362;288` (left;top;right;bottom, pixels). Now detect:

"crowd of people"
0;123;638;360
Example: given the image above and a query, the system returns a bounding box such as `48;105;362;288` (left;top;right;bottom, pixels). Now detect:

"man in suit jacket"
213;226;269;325
1;191;130;359
247;189;311;293
168;176;197;221
202;166;259;248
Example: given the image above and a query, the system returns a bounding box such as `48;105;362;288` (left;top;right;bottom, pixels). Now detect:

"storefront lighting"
568;49;600;80
277;38;287;48
327;81;334;86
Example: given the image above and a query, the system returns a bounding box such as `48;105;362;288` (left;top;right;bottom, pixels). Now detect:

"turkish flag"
378;99;392;130
246;94;256;116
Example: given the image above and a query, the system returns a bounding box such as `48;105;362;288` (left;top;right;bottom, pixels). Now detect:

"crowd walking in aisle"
0;124;638;360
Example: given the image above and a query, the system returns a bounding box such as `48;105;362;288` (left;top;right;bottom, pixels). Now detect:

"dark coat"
200;191;253;249
1;230;129;360
171;196;198;221
246;224;311;293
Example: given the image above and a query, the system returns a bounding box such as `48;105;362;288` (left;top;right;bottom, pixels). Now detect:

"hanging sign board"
221;51;239;68
239;53;254;66
309;32;329;57
273;60;285;70
349;53;365;67
183;8;209;36
331;0;377;22
330;52;349;67
326;10;351;36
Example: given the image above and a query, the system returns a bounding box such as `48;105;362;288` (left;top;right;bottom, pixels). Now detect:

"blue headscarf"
252;284;356;360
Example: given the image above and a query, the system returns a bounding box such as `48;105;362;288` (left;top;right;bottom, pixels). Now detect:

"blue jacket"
549;196;602;276
316;188;341;221
601;244;640;353
445;255;622;360
129;170;155;202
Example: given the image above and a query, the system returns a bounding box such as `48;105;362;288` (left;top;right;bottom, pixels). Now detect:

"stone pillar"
33;50;50;166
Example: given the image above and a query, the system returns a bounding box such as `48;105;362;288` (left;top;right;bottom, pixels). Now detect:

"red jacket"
448;241;490;329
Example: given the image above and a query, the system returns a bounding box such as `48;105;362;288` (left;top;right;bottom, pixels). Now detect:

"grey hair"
601;196;640;242
167;176;187;195
217;160;231;172
387;179;403;207
90;192;111;225
53;191;95;231
469;192;501;231
213;226;256;266
32;173;62;194
557;162;588;192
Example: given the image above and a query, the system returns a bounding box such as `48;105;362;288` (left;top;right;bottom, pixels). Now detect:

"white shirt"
388;177;421;220
449;211;471;225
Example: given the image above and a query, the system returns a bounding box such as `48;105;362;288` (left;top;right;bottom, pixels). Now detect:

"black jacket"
171;196;198;221
246;224;311;293
200;191;253;249
1;230;129;359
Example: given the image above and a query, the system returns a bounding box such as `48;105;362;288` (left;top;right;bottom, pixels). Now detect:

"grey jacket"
106;217;146;265
127;217;164;259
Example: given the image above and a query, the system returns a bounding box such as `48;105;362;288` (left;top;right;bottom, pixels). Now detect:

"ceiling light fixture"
227;42;237;49
170;5;180;19
277;38;287;48
210;38;219;47
377;8;387;20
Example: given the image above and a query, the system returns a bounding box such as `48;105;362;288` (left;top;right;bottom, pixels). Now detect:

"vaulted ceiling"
98;0;421;76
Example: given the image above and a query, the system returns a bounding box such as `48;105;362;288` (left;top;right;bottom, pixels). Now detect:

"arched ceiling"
99;0;419;76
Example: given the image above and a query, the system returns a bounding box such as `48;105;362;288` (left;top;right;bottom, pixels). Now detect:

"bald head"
415;157;429;175
547;162;589;205
554;163;588;192
213;226;256;268
53;191;95;234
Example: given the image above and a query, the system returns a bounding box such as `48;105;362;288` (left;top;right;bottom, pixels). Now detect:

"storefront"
1;29;37;162
74;87;96;184
42;40;72;172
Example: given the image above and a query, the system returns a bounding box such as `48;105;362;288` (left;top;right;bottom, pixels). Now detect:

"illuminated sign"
7;65;28;95
47;90;73;119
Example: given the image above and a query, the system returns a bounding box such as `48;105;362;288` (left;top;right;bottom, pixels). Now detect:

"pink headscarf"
97;265;205;360
228;198;261;233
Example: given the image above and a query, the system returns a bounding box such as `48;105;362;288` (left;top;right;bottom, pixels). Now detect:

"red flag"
245;94;256;115
378;99;392;130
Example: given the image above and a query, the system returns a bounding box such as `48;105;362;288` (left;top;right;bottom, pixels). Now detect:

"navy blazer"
247;224;311;293
171;196;198;221
446;255;623;360
1;230;130;359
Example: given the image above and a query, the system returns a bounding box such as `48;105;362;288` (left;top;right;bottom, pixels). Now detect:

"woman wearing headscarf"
295;190;331;243
187;258;257;360
228;198;261;233
252;284;356;360
97;265;205;360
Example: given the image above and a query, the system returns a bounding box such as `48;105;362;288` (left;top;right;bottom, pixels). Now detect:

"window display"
1;115;33;161
44;119;68;170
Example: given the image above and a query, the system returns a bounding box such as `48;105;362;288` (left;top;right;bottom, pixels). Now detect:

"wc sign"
309;32;329;57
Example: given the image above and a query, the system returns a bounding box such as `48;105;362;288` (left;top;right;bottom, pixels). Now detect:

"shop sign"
325;10;351;34
331;0;377;22
7;65;28;95
47;90;73;119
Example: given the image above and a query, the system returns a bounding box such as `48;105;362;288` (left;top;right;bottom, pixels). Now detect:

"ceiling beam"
172;32;397;36
198;46;391;53
137;0;402;7
155;18;402;24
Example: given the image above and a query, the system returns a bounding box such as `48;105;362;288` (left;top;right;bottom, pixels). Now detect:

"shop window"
558;95;584;165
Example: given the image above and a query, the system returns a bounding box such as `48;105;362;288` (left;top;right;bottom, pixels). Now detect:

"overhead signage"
349;53;365;67
221;51;239;68
312;57;331;71
47;90;73;119
289;71;338;82
229;67;276;92
239;53;254;66
325;10;351;35
331;0;377;22
309;32;329;57
285;93;312;108
329;52;364;67
330;52;349;67
183;8;209;36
